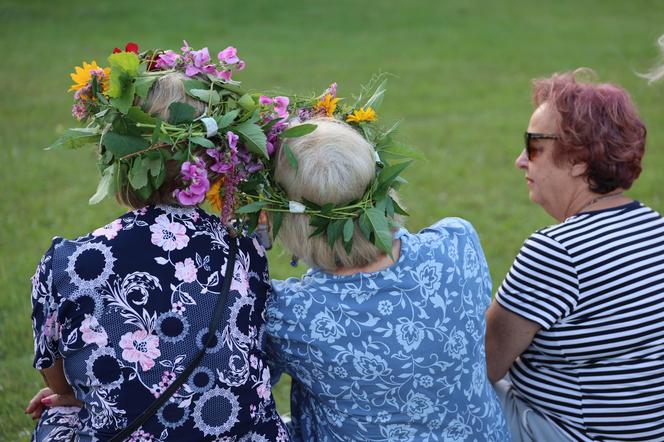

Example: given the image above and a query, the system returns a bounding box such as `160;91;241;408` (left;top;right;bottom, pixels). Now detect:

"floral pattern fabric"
266;218;510;442
31;205;288;441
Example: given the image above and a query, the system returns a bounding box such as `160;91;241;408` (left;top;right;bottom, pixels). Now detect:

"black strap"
110;238;238;441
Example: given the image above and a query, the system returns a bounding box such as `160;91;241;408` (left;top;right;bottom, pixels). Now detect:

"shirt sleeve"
496;232;579;329
31;239;62;369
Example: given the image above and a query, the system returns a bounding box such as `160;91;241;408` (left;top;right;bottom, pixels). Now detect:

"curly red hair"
532;70;646;193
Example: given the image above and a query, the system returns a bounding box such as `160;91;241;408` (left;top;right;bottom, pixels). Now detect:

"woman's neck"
332;239;401;276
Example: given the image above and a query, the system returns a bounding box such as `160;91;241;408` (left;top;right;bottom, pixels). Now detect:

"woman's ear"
570;161;587;178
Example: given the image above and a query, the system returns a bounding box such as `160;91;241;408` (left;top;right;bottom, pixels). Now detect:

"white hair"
641;34;664;83
274;118;383;272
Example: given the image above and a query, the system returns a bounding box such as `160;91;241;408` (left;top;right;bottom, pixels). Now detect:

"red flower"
112;42;139;54
125;42;139;54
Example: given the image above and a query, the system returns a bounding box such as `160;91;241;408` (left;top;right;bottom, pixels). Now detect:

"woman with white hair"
265;118;510;441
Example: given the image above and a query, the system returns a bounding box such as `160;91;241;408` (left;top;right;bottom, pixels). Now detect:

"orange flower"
314;93;340;117
206;178;224;212
346;107;377;123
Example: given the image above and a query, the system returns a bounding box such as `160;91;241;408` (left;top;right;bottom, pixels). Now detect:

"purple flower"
181;40;191;53
155;50;180;69
259;96;273;106
218;46;240;64
266;141;276;156
245;162;263;173
227;131;239;151
206;149;232;174
273;96;289;118
325;82;337;97
184;47;216;77
237;145;252;163
236;60;246;71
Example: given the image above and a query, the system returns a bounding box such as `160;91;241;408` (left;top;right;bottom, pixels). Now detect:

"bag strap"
110;237;238;441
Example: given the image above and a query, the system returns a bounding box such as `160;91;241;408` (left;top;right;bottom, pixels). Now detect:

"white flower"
288;201;306;213
174;258;197;283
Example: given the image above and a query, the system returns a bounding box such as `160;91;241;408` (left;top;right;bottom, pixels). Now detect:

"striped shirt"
497;201;664;441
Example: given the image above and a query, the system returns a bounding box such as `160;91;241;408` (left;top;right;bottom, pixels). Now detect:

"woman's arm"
485;300;541;383
40;358;75;396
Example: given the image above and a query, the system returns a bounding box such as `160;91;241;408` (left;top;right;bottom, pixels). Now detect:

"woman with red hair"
486;70;664;441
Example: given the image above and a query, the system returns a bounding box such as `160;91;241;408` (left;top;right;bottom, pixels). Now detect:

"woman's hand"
25;387;82;420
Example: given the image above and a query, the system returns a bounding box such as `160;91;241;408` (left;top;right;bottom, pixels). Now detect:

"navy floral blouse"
31;205;289;442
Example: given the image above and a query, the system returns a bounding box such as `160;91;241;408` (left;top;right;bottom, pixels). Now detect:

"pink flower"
155;50;180;69
79;315;108;347
236;60;246;71
259;96;273;106
174;159;210;206
119;329;161;371
43;313;60;339
218;46;240;64
184;47;216;77
92;219;123;240
256;367;272;401
149;214;189;251
273;96;289;118
216;70;232;81
174;258;197;283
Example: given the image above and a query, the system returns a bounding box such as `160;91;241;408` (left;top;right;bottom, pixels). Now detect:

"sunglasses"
524;132;559;160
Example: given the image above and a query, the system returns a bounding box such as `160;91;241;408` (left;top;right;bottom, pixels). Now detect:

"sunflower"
314;93;340;117
206;178;224;212
346;107;377;123
69;61;111;94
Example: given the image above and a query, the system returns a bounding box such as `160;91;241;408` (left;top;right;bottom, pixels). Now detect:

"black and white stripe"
497;202;664;441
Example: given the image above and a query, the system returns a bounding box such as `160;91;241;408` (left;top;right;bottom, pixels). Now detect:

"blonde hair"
116;73;206;208
275;118;383;272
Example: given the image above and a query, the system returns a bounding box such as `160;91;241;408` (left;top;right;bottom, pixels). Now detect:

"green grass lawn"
2;0;664;439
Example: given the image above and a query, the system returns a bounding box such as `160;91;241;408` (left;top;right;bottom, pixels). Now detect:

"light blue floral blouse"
265;218;510;441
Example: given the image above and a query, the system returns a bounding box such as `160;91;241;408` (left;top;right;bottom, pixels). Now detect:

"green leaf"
365;207;393;255
282;143;298;173
168;102;196;124
45;128;100;150
107;52;140;98
238;94;257;112
110;81;135;114
190;136;215;148
271;211;283;239
377;141;424;160
343;219;355;243
279;124;317;139
89;163;116;205
128;157;149;189
187;88;220;105
377;160;412;192
215;109;240;129
326;219;345;248
391;197;409;216
102;132;150;157
236;200;269;214
126;106;156;125
151;119;162;145
134;76;157;99
234;121;268;158
183;79;208;93
358;212;372;241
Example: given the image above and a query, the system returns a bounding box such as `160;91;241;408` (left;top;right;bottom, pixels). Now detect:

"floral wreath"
237;75;418;256
51;40;289;224
51;42;416;255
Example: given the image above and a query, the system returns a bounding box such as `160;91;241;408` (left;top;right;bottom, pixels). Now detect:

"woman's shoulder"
406;217;480;248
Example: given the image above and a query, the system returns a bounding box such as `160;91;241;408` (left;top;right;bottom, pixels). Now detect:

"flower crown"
237;74;418;256
50;42;415;254
50;41;289;224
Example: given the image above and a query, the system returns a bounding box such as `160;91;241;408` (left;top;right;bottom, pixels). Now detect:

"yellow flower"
69;61;111;94
314;93;340;117
206;178;224;212
346;107;377;123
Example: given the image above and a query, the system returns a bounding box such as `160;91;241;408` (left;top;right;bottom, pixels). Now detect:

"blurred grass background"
2;0;664;440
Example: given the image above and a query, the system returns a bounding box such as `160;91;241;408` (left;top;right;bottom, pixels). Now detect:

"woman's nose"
515;150;528;169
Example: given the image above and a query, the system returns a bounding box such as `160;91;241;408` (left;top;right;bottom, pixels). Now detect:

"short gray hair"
275;118;383;272
642;34;664;83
